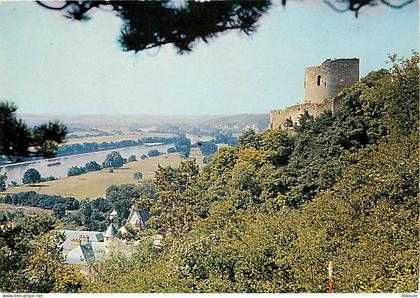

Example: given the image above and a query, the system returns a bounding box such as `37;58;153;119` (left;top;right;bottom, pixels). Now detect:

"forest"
0;53;418;293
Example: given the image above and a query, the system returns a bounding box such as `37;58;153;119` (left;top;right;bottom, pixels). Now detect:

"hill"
20;113;270;134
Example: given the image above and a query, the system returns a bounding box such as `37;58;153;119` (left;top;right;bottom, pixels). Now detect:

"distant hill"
199;114;270;131
19;113;270;133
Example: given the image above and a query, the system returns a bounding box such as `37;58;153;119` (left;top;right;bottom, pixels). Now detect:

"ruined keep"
270;58;359;129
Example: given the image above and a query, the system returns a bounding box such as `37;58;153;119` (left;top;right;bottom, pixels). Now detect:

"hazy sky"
0;1;418;116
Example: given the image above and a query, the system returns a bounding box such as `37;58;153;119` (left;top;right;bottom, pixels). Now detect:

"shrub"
67;166;86;177
133;172;143;181
147;150;161;157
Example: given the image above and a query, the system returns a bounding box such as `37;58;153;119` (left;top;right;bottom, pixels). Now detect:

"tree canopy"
22;168;42;186
82;53;418;293
103;151;126;168
36;0;415;54
0;214;83;292
0;101;67;163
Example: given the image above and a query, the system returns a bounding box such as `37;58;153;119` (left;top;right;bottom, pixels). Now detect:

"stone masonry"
270;58;359;129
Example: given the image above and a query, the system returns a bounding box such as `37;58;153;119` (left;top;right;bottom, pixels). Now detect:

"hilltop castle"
270;58;359;129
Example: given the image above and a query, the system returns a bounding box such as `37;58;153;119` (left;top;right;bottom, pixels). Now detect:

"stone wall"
270;100;334;129
270;58;359;129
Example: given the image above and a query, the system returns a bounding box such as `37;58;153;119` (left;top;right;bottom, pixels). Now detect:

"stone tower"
304;58;359;104
270;58;360;129
104;223;118;251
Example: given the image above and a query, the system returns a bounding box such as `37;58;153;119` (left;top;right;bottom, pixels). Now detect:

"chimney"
71;238;81;249
79;234;90;244
135;221;141;231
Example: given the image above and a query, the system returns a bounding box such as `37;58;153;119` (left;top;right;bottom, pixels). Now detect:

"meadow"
5;148;205;200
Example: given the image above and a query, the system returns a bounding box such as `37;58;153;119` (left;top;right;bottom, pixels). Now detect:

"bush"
147;150;161;157
85;161;102;172
128;155;137;162
67;166;86;177
167;147;176;154
133;172;143;181
40;175;57;182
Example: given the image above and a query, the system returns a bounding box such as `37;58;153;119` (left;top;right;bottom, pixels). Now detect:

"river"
0;143;173;185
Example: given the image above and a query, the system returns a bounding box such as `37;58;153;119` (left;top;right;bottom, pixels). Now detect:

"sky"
0;1;418;116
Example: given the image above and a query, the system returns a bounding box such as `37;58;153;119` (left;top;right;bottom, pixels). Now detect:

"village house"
59;205;160;273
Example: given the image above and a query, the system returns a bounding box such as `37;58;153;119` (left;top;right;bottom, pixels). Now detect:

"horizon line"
18;112;270;117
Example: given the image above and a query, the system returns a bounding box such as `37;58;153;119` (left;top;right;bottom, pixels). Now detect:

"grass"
4;148;206;200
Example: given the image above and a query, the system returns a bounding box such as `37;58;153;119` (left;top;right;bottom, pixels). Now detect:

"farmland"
4;148;205;200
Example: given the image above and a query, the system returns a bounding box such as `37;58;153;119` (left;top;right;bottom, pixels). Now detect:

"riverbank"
0;143;175;185
3;148;205;199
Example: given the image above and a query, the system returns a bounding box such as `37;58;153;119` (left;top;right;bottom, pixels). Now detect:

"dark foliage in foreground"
0;102;67;163
37;0;414;53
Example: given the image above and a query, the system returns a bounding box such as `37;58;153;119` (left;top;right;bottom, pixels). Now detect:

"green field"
5;148;205;200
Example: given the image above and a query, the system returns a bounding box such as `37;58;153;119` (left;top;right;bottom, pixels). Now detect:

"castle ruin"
270;58;359;129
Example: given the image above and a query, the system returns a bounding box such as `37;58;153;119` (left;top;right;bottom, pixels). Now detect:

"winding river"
0;143;173;185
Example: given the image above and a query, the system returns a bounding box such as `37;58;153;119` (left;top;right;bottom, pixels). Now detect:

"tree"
37;1;271;53
200;141;218;156
32;121;68;158
0;214;84;292
261;129;294;167
214;132;237;146
175;135;191;158
103;151;125;168
0;101;67;163
150;160;200;236
84;160;102;172
0;102;30;163
0;173;6;192
37;0;414;54
238;129;262;149
22;168;42;186
63;198;113;231
52;205;66;219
